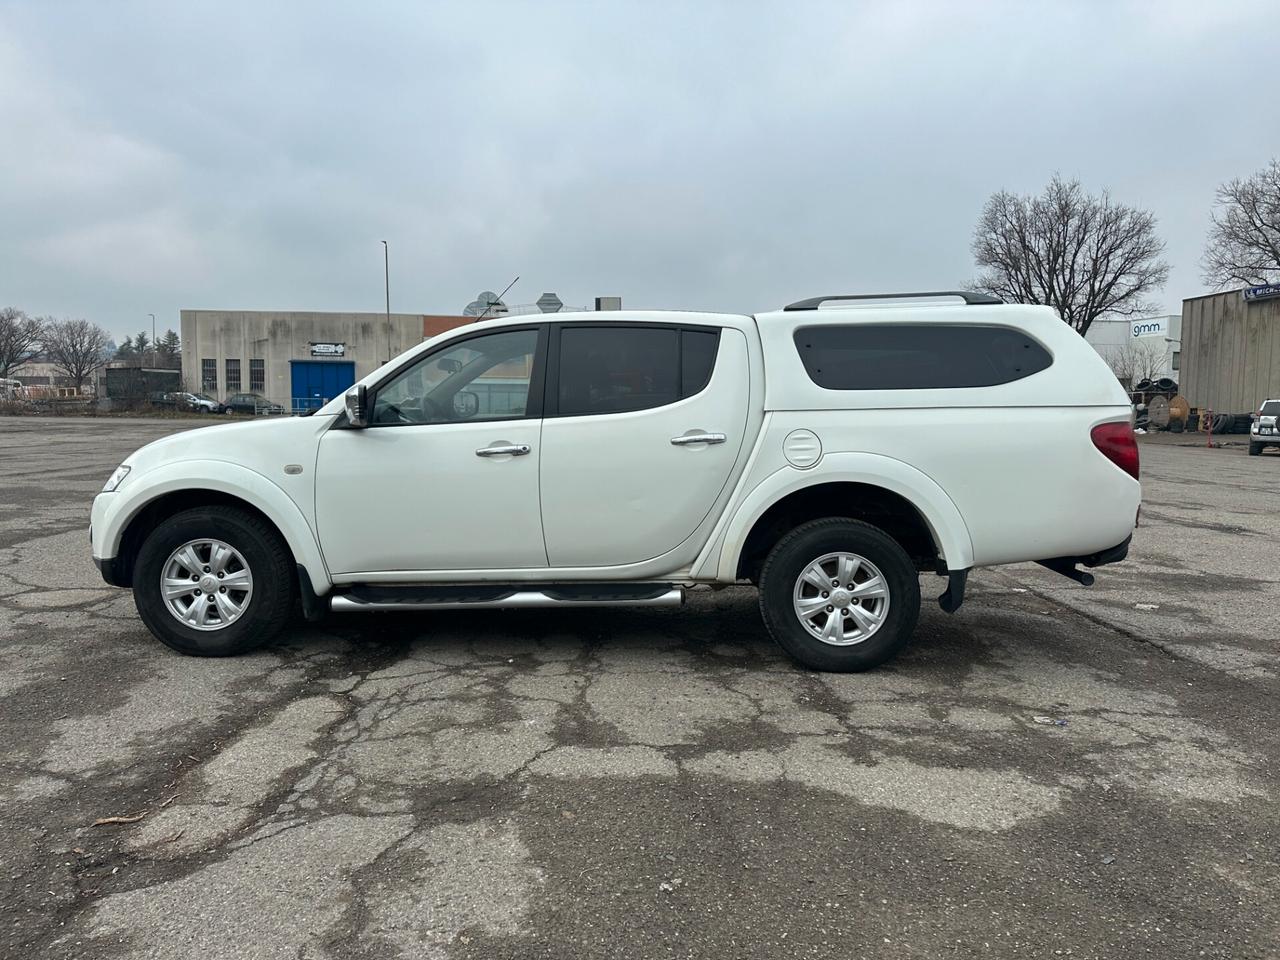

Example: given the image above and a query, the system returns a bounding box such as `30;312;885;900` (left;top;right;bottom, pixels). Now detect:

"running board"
329;583;684;613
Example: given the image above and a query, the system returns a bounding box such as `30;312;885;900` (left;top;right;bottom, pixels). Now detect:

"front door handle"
670;432;727;446
476;443;531;457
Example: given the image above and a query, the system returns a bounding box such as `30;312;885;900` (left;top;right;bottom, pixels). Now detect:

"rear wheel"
132;506;294;656
758;518;920;672
1249;441;1262;456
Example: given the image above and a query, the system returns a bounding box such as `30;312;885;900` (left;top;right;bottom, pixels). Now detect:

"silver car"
1250;399;1280;456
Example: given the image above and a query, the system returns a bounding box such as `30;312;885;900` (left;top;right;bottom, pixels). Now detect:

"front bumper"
94;555;129;587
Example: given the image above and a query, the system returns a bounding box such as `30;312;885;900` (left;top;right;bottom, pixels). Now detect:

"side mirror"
344;384;369;428
452;390;479;418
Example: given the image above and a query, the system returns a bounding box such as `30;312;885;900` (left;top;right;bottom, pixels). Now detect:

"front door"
315;326;547;575
538;323;749;567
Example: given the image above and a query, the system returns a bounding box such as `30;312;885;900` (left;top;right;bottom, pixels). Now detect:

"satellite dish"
464;291;507;317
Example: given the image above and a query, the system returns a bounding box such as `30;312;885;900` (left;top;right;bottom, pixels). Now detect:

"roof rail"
783;291;1003;311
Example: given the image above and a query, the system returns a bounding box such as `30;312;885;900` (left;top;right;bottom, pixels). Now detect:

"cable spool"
1148;395;1170;428
1168;395;1190;424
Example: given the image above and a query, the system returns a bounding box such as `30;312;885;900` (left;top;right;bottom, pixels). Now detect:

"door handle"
670;432;727;446
475;443;531;457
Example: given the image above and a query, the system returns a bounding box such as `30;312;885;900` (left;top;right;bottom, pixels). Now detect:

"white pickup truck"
90;292;1140;671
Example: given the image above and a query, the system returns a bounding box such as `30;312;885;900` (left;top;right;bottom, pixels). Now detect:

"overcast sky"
1;0;1275;343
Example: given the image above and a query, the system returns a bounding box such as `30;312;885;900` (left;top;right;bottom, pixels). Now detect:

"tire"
132;506;295;656
1249;442;1262;456
758;518;921;672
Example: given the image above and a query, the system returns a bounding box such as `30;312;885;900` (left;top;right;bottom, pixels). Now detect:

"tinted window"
558;327;679;415
1261;401;1280;416
373;328;538;426
793;324;1052;390
681;328;720;396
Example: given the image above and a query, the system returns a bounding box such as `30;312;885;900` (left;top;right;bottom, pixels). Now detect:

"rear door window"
555;325;721;416
793;324;1052;390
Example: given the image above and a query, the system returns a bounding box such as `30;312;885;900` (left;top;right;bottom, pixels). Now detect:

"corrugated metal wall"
1181;291;1280;412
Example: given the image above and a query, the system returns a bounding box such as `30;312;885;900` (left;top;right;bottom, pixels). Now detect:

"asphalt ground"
1;417;1276;959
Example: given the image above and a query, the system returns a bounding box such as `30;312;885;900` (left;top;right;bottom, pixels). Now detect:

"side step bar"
330;583;685;613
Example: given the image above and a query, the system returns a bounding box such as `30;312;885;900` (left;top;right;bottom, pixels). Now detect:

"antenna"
475;276;519;323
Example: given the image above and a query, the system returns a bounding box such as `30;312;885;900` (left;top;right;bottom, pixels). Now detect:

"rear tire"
132;506;295;656
1249;442;1262;456
758;518;920;672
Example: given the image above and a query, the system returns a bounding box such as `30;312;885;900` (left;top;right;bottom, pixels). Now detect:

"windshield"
1261;401;1280;416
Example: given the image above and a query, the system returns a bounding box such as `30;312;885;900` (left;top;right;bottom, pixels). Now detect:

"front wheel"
758;518;920;672
1248;442;1262;456
132;506;295;656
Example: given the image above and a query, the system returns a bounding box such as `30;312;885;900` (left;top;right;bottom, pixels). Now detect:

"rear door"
537;322;749;567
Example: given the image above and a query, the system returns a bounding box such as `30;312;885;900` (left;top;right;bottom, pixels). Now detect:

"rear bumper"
1050;534;1131;569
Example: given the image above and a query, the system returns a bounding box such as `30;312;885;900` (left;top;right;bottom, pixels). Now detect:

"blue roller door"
290;360;355;413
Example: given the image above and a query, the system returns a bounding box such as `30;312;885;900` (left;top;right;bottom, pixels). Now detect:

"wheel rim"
160;539;254;631
792;551;890;646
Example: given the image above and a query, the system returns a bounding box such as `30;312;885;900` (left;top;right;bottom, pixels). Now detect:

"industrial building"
180;293;620;411
1084;314;1181;388
179;310;474;411
1181;285;1280;413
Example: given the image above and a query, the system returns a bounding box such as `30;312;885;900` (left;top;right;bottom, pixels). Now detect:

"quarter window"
556;326;721;417
793;324;1052;390
372;328;538;426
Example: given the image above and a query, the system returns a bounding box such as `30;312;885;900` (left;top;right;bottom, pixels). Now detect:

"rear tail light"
1091;421;1140;480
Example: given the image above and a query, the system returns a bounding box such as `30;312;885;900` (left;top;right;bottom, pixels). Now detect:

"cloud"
0;0;1274;339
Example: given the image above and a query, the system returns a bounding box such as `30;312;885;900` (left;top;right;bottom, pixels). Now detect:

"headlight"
102;465;131;492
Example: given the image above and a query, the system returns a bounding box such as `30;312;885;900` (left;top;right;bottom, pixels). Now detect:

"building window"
1171;351;1180;371
201;359;217;393
226;359;241;393
250;358;264;392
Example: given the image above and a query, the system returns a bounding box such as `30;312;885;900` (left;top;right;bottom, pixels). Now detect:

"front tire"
132;506;295;656
758;518;920;672
1248;441;1262;456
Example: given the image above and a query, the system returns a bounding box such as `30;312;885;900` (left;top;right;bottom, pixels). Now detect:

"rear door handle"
476;443;531;457
670;432;727;446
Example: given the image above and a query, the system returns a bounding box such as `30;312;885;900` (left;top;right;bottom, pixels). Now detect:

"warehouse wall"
1181;291;1280;413
179;311;470;405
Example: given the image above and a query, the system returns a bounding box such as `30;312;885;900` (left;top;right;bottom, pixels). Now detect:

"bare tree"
1202;158;1280;287
971;176;1169;336
0;307;44;378
1102;338;1166;391
43;318;110;391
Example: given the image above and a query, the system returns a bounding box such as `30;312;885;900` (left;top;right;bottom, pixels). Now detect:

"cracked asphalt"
1;418;1277;959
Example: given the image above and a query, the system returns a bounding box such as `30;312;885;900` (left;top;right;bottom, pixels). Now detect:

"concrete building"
180;311;474;411
181;294;623;412
1181;285;1280;413
1084;314;1181;389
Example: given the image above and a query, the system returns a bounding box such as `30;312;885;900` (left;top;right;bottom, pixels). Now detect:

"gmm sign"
1131;317;1167;339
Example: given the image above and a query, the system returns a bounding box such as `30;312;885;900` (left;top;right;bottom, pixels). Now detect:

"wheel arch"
710;454;975;582
97;461;330;592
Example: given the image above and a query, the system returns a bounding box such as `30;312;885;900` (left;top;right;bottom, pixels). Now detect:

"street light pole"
381;240;391;363
148;313;156;366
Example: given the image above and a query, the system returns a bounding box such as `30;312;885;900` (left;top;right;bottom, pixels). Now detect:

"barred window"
226;359;241;392
250;358;264;392
201;359;217;393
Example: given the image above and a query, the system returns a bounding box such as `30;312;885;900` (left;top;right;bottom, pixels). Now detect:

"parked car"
1249;399;1280;456
224;392;286;416
178;392;225;414
89;291;1139;670
147;391;178;409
